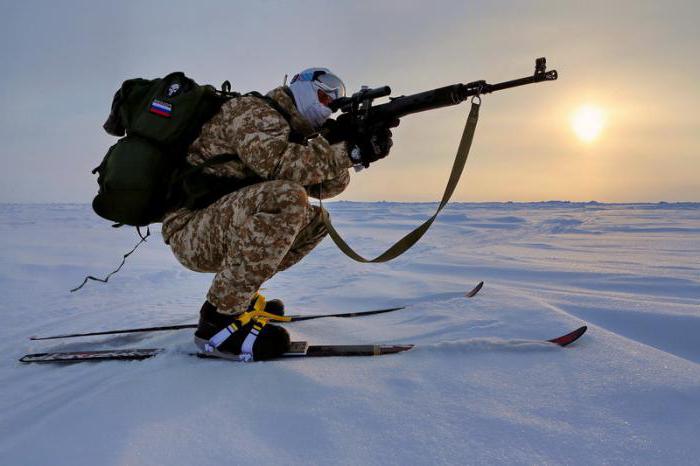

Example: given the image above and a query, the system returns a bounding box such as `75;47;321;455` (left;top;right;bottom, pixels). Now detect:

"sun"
571;105;605;143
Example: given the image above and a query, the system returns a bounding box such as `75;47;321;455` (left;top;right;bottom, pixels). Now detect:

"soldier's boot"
194;301;290;361
249;292;285;317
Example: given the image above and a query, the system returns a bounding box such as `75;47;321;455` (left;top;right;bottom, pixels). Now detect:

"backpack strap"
219;80;238;97
245;91;307;144
166;153;240;198
180;153;240;175
167;153;265;211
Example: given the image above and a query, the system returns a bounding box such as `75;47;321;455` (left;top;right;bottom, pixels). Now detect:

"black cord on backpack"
70;227;150;292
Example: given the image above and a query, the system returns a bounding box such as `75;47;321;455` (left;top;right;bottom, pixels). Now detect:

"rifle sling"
319;100;480;263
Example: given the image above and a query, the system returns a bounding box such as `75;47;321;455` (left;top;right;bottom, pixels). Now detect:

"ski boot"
194;295;290;361
250;292;285;317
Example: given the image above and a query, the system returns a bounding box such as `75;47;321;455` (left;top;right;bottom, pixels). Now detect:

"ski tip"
548;325;588;347
389;344;415;354
466;281;484;298
28;335;58;341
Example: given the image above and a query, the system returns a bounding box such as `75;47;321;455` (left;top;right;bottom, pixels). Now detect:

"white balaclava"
288;67;345;129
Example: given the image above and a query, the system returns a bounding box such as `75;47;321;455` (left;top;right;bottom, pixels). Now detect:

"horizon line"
2;200;699;206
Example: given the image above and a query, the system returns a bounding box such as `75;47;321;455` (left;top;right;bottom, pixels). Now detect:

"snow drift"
1;202;699;465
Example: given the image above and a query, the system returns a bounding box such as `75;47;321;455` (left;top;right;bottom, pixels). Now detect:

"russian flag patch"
149;99;172;117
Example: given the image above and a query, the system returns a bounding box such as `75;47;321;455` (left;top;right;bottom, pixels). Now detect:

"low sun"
571;105;605;143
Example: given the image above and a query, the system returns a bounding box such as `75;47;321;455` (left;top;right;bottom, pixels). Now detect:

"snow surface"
1;201;699;465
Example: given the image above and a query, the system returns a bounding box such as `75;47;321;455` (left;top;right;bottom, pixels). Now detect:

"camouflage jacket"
162;86;352;242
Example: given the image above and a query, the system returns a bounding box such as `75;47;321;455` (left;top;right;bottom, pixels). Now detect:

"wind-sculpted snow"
1;202;699;465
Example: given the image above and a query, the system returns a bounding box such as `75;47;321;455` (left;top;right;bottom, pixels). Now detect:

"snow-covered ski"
19;348;165;362
29;281;485;341
19;325;586;363
18;342;413;363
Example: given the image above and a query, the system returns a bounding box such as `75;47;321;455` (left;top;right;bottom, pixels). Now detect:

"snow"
1;201;699;465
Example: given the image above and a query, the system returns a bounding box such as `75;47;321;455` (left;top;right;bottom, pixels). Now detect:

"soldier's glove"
322;117;399;147
321;117;354;145
350;127;394;169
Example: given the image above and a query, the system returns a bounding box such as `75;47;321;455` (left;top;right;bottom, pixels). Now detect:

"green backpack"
92;72;239;226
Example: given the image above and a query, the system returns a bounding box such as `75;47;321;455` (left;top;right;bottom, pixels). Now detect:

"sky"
0;0;698;203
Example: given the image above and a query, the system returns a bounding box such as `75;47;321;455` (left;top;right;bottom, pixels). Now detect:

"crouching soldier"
160;68;394;361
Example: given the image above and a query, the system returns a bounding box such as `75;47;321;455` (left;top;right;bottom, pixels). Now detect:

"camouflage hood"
265;86;317;138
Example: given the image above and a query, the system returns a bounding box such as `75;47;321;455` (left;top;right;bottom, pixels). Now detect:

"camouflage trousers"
167;180;328;314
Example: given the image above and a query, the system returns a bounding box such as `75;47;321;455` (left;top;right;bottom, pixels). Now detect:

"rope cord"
70;227;150;292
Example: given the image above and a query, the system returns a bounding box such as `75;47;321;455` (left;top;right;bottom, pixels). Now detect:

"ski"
465;280;484;297
19;324;586;364
196;341;416;360
547;325;587;347
19;348;164;363
29;281;485;341
18;342;413;363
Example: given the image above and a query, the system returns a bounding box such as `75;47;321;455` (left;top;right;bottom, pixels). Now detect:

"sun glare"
571;105;605;143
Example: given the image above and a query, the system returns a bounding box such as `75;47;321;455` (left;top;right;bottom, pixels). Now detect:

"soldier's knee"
255;181;309;231
262;181;307;210
279;181;308;206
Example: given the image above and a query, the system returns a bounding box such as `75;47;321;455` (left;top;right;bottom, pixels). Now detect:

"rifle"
325;57;557;164
319;58;558;263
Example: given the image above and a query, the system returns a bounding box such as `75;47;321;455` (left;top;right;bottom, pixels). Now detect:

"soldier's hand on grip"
321;118;354;145
353;126;394;168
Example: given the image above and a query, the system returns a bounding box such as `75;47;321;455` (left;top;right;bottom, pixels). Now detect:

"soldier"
160;68;394;361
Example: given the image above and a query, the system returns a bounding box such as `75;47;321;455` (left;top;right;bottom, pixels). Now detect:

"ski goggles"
291;69;346;101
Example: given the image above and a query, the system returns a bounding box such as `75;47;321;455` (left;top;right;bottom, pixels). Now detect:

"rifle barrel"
367;68;557;124
482;69;558;94
369;84;467;121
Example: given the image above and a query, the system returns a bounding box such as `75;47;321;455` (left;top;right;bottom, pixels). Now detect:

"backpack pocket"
92;136;175;226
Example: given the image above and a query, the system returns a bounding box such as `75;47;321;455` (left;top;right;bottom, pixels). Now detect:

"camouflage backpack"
92;72;240;227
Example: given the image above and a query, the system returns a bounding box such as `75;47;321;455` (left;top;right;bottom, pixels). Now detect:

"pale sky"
1;0;698;202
